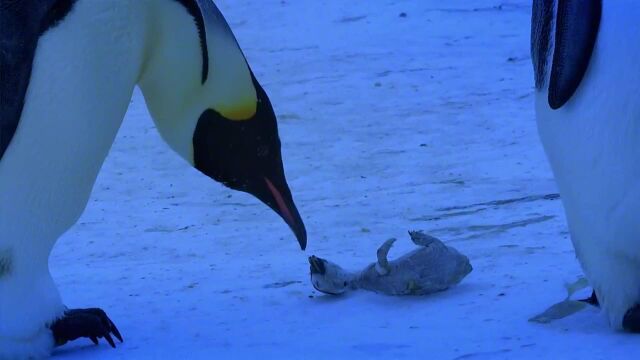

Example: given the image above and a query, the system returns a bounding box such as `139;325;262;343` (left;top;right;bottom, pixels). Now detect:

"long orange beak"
264;177;307;250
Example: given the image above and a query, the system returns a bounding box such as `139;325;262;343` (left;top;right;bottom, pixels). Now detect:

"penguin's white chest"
0;1;144;247
536;2;640;253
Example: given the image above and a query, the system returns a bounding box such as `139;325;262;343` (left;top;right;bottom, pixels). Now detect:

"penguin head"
191;79;307;250
137;0;306;250
309;256;352;295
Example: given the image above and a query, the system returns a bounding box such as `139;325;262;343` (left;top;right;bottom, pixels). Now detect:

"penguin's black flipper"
50;308;123;348
548;0;601;109
530;0;554;90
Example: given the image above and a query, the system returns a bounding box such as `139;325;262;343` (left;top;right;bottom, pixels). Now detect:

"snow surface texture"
51;0;639;359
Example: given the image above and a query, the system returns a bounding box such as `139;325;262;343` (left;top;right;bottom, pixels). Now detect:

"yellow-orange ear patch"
217;101;257;121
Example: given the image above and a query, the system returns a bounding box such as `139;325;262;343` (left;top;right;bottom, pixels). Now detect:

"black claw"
104;333;116;348
110;321;124;343
85;308;123;343
50;307;123;349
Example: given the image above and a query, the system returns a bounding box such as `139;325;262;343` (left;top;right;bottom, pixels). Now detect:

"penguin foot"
623;305;640;333
579;290;599;307
50;308;123;348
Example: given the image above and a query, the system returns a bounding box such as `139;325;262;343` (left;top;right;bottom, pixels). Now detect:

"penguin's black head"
192;80;307;250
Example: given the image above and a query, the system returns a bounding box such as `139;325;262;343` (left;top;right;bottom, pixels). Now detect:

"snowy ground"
51;0;639;359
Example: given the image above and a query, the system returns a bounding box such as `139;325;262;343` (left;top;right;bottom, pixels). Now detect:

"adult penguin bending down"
531;0;640;331
0;0;307;357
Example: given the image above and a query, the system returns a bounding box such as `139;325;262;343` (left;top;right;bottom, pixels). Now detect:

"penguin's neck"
137;0;258;164
137;0;209;163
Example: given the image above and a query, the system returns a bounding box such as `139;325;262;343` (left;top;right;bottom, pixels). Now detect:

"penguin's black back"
0;0;77;160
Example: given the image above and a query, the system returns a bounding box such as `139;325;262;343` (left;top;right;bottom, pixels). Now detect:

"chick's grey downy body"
309;231;472;296
358;232;472;295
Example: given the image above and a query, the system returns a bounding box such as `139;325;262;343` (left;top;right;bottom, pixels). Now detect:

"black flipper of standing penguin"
531;0;601;109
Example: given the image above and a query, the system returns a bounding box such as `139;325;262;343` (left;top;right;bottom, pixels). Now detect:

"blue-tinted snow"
51;0;640;358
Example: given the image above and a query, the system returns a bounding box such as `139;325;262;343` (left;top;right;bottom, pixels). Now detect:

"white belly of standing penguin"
535;2;640;329
0;1;144;357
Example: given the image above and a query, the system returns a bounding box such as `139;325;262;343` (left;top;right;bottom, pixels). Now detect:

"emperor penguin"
0;0;307;357
531;0;640;331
